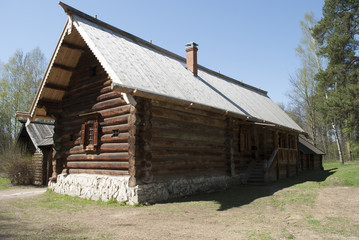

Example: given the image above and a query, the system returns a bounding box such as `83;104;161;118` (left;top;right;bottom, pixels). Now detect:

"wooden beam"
44;83;67;92
62;41;85;52
38;98;61;107
53;63;76;73
15;111;31;118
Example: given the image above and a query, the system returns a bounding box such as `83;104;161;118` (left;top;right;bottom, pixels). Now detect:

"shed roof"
18;121;54;149
299;136;325;155
22;2;303;133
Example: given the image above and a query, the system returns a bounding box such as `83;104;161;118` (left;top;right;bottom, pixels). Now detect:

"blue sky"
0;0;324;105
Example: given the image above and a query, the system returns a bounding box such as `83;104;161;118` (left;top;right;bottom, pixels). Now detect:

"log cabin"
16;2;319;203
16;121;54;185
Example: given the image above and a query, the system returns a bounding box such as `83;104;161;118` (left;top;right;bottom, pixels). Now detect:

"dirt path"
0;187;47;200
0;185;358;239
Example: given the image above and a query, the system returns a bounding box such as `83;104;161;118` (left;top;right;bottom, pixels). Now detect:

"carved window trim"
79;112;100;153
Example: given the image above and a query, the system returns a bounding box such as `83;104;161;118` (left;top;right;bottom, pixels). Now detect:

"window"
112;129;119;137
79;112;100;153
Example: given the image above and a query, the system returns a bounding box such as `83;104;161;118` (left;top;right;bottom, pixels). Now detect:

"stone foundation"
49;174;139;204
49;174;240;204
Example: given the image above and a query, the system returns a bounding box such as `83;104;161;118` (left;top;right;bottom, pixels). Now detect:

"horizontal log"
151;100;226;121
152;119;225;139
96;91;123;102
66;153;130;161
151;161;227;171
151;137;225;150
152;127;225;144
102;124;130;134
61;105;129;126
101;133;130;143
62;100;127;119
100;143;129;152
92;98;126;112
151;155;226;165
99;105;131;119
65;168;129;176
59;119;130;138
67;74;110;94
59;129;130;147
101;114;129;126
65;161;130;170
64;143;129;155
151;106;226;128
68;67;106;85
63;86;113;107
151;148;225;158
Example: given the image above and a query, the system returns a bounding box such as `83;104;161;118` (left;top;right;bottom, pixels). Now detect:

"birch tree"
0;48;46;152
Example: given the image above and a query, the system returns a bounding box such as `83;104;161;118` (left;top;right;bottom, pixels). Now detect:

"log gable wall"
54;47;132;177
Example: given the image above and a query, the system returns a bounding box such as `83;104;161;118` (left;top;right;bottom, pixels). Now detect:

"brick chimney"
185;42;198;76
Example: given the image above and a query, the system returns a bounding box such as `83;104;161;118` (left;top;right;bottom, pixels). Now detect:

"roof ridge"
58;2;267;95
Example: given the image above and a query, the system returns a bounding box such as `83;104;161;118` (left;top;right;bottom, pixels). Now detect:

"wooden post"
252;125;259;160
274;131;279;180
225;117;236;176
51;116;63;181
135;98;153;184
128;104;137;187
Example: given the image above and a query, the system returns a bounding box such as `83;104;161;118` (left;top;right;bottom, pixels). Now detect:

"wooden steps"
247;159;265;185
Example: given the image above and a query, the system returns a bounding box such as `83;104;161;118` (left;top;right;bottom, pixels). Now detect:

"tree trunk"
346;141;352;162
332;124;344;165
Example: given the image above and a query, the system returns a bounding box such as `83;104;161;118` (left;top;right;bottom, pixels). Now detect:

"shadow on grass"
165;168;337;211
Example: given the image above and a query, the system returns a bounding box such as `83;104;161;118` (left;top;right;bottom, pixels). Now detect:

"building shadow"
163;168;337;211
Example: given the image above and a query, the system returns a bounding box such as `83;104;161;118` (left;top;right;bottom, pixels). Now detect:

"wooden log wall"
32;151;43;185
149;100;227;180
276;148;298;179
313;155;323;170
53;47;132;176
134;98;153;184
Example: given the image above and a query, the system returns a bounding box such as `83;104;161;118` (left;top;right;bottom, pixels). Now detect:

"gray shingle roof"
299;136;325;155
71;14;303;132
24;122;54;148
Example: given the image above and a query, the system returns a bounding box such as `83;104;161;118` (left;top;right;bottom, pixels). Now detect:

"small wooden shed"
17;3;312;203
16;121;54;185
299;136;324;171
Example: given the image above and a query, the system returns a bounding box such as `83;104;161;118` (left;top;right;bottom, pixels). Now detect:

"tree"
313;0;359;164
288;12;330;152
0;47;46;152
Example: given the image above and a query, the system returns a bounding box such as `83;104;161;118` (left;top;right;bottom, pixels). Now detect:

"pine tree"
313;0;359;163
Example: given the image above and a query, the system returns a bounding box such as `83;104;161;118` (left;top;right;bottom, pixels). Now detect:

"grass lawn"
0;177;12;190
0;161;358;239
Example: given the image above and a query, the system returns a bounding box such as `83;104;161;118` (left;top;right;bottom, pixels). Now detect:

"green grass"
2;160;359;240
323;161;359;187
0;177;11;190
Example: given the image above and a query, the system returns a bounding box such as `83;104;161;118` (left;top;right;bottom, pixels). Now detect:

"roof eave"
112;83;304;134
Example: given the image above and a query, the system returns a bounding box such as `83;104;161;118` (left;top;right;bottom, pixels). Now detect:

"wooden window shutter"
93;119;99;147
80;123;86;148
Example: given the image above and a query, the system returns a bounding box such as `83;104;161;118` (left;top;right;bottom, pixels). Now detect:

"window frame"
79;112;100;153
